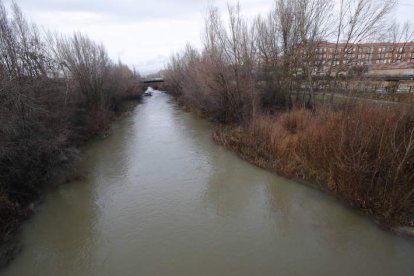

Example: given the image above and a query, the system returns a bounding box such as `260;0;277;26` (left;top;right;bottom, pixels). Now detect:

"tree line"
162;0;411;123
163;0;414;227
0;1;142;244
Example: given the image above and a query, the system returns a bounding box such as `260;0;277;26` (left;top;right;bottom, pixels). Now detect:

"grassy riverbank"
163;84;414;231
212;105;414;229
161;1;414;233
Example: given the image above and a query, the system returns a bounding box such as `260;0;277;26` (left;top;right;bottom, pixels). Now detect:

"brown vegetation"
213;105;414;226
163;0;414;228
0;1;142;246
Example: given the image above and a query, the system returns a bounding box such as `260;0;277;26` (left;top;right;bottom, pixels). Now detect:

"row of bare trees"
0;0;142;227
163;0;414;225
164;0;407;120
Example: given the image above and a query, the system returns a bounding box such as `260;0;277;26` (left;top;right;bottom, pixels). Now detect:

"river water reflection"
4;91;414;275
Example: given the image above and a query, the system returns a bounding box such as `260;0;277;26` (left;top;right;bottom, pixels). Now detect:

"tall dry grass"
214;104;414;226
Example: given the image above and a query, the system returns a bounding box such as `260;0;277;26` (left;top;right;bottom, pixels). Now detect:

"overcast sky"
11;0;414;75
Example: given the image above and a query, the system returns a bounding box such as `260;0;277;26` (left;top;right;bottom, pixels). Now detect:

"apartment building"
313;41;414;75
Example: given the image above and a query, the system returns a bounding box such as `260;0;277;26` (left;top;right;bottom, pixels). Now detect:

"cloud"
10;0;218;74
15;0;216;22
7;0;413;75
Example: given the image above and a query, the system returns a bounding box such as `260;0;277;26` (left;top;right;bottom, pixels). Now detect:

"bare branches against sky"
11;0;413;74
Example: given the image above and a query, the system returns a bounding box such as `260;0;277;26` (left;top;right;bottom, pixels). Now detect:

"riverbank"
160;83;414;236
0;97;142;270
0;3;145;266
211;105;414;235
159;84;414;234
4;91;414;275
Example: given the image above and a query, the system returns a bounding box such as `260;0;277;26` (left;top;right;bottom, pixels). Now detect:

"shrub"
214;104;414;225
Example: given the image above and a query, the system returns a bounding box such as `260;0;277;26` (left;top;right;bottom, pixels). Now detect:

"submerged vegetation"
0;1;142;251
163;0;414;227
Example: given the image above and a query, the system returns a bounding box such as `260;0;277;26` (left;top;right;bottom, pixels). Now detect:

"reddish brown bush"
214;104;414;226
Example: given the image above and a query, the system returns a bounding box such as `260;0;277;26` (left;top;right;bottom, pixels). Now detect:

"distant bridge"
141;78;164;84
141;78;165;91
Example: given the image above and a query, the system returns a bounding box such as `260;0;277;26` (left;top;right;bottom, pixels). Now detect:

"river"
3;91;414;276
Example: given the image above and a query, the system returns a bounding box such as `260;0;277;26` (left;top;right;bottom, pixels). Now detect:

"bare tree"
56;32;110;109
293;0;333;107
327;0;396;102
388;21;414;63
0;0;141;210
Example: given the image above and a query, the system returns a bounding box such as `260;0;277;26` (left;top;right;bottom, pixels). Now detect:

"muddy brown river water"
3;91;414;276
